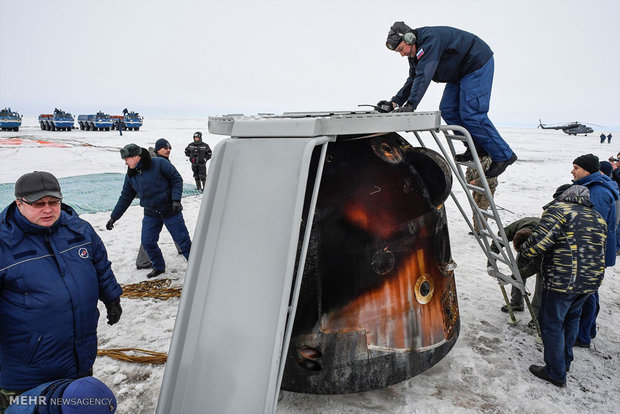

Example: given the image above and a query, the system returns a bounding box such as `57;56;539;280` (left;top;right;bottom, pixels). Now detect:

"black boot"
146;268;165;279
486;153;518;178
195;179;202;191
201;179;206;191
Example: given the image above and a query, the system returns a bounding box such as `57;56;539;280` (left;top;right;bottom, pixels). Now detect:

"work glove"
105;218;116;231
393;102;415;113
516;253;531;269
375;100;394;113
105;300;122;325
172;200;182;214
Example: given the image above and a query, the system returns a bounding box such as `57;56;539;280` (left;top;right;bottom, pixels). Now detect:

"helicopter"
538;119;594;136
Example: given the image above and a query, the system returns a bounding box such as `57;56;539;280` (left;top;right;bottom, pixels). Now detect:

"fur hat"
15;171;63;202
386;21;412;50
599;160;613;177
573;153;599;174
155;138;171;152
120;143;142;159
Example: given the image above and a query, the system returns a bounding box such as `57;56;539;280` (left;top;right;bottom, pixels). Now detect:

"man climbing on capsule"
377;22;517;178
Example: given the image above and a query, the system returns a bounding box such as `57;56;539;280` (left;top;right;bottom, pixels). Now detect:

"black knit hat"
599;160;613;177
155;138;171;152
573;153;599;174
553;184;572;199
120;143;142;159
15;171;63;202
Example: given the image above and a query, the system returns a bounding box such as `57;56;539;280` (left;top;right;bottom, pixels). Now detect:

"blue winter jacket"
573;172;618;266
391;26;494;109
111;148;184;220
0;203;122;389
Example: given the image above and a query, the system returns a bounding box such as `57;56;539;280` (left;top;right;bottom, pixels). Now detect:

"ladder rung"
465;183;486;194
444;134;467;142
456;160;475;168
488;250;510;264
480;210;496;219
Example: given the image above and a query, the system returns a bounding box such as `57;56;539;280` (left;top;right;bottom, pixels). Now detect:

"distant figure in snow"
607;133;612;144
600;133;606;144
378;21;517;178
184;131;212;191
520;185;607;387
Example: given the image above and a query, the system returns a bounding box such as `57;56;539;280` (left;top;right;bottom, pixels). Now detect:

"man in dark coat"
570;154;618;347
184;131;212;191
106;144;192;279
520;185;607;387
491;217;542;315
379;22;517;178
0;172;122;406
135;138;183;270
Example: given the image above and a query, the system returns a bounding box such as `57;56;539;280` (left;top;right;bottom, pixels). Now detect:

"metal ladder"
409;125;540;334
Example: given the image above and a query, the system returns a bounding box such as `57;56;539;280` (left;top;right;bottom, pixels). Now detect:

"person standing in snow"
106;144;192;279
135;138;184;270
184;131;212;191
0;172;122;410
378;22;517;178
569;154;618;348
607;133;612;144
519;185;607;387
600;133;606;144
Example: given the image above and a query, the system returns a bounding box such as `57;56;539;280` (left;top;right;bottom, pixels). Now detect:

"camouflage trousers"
472;188;496;233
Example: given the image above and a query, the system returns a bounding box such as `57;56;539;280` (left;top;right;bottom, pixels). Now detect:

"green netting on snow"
0;173;201;215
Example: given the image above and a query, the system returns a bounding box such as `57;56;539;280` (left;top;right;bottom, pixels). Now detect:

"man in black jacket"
184;131;212;191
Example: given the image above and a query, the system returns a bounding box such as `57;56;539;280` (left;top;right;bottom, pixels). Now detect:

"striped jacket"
519;185;607;294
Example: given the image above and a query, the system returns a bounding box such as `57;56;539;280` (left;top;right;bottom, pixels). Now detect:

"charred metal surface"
282;132;460;394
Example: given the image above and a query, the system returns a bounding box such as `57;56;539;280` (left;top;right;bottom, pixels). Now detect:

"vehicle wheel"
135;127;140;131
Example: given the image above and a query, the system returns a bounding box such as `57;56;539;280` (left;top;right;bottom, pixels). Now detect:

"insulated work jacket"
519;186;607;294
184;140;212;166
0;204;122;389
392;26;493;109
111;148;184;219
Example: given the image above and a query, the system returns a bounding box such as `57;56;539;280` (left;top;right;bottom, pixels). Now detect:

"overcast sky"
1;0;619;128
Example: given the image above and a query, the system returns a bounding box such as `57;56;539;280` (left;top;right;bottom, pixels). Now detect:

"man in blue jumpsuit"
379;22;517;178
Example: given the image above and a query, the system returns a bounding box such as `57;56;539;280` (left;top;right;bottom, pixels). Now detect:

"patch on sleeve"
416;48;425;59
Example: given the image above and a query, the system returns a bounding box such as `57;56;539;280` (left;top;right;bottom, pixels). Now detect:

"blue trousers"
539;289;590;383
141;213;192;271
439;57;514;162
576;290;599;345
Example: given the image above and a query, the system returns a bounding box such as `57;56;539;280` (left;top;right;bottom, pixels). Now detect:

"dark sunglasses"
21;198;62;208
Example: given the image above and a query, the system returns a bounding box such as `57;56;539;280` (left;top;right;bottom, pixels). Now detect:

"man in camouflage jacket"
518;185;607;387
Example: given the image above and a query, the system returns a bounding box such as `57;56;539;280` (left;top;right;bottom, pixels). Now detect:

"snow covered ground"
1;117;618;413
